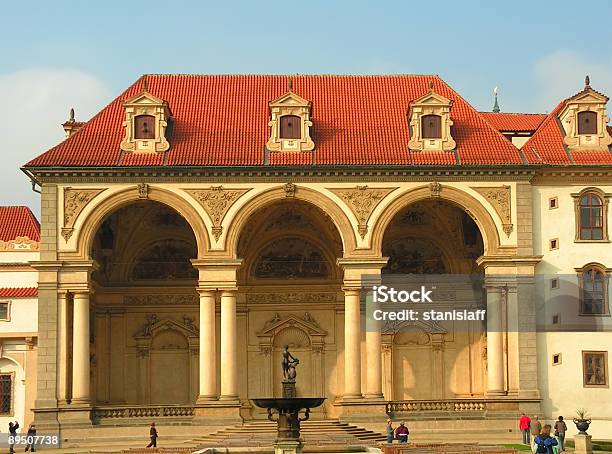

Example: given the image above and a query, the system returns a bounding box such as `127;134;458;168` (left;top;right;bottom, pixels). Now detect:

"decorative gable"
120;89;171;153
559;77;612;151
266;87;315;153
408;87;456;152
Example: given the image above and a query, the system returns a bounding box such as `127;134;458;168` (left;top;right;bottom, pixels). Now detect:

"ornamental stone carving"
471;186;513;237
0;237;40;251
63;187;106;241
247;292;336;304
137;183;149;199
185;187;250;241
429;181;442;198
284;182;296;198
329;186;396;238
124;294;198;305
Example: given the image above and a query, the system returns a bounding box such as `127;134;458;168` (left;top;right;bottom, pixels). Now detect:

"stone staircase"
193;419;387;447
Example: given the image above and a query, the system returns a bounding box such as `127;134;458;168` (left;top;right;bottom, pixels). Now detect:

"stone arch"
226;185;357;258
372;185;501;257
75;186;210;260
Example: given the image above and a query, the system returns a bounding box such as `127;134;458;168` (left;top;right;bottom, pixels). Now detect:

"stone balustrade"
93;405;195;420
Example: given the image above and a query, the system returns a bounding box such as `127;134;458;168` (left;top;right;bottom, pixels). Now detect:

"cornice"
24;165;540;184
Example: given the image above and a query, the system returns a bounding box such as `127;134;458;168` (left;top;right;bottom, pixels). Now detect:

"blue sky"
1;0;612;210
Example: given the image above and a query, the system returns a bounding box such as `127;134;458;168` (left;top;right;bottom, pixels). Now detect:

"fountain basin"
252;398;326;412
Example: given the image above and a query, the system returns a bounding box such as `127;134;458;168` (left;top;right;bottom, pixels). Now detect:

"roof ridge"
141;73;441;78
481;111;547;116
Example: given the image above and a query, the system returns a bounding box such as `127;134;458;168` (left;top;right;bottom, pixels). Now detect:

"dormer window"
266;84;315;153
559;76;612;151
120;82;171;153
134;115;156;139
280;115;302;139
421;115;442;139
578;111;597;135
408;83;456;152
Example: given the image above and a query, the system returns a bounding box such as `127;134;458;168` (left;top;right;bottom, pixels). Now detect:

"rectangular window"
552;314;560;325
549;197;558;210
549;238;558;250
0;302;9;321
0;374;11;414
582;351;608;388
552;353;562;365
551;278;559;289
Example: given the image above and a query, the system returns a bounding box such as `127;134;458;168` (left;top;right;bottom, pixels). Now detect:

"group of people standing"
385;419;409;444
519;413;567;453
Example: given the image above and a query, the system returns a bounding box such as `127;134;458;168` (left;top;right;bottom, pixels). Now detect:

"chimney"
62;108;85;138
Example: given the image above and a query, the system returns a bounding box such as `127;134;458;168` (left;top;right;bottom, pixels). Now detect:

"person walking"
394;421;409;444
554;416;567;452
385;419;394;444
146;422;158;448
530;416;542;453
519;412;532;445
8;421;20;454
534;425;558;454
24;424;37;452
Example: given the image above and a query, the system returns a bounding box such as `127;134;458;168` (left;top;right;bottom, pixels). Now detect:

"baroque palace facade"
21;74;612;439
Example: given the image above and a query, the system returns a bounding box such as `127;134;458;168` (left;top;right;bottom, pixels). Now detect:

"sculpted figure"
281;345;299;380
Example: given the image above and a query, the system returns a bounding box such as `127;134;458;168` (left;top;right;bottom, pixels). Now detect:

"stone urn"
573;418;591;435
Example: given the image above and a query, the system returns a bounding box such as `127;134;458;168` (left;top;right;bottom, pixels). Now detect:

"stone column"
57;291;69;403
485;285;505;396
72;291;91;404
343;287;363;399
365;329;383;398
220;289;238;400
198;289;217;401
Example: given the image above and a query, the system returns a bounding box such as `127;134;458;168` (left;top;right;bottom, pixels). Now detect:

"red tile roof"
0;207;40;242
0;287;38;298
25;74;526;168
480;112;547;132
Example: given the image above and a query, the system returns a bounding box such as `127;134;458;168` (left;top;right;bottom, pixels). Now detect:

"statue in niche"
282;345;299;380
253;237;329;279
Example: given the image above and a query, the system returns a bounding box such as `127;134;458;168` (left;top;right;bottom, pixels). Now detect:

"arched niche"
133;316;199;405
256;313;327;399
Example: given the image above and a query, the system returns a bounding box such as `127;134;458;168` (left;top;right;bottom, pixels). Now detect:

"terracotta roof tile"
0;287;38;298
480;112;547;132
25;74;524;168
0;207;40;242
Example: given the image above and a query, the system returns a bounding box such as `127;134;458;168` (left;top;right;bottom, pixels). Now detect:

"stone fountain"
252;346;326;454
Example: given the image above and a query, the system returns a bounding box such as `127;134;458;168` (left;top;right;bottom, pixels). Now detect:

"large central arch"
225;185;357;258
